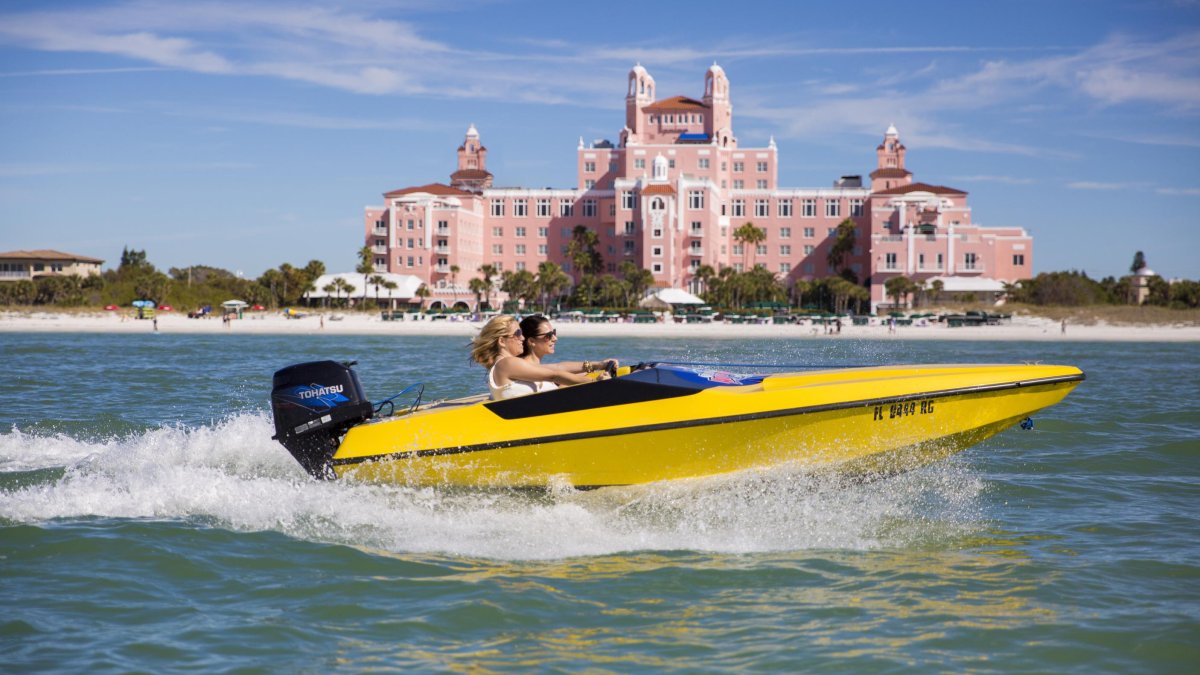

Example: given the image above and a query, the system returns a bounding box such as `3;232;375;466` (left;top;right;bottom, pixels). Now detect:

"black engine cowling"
270;360;373;479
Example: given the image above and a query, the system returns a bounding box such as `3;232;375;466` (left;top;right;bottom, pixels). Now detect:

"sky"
0;0;1197;281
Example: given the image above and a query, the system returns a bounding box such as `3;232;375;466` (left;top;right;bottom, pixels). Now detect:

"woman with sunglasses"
518;314;618;384
470;315;603;400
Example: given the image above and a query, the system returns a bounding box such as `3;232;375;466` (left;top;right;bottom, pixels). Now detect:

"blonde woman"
470;315;604;400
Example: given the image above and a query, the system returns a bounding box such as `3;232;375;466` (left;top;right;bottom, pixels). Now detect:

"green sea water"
2;332;1197;672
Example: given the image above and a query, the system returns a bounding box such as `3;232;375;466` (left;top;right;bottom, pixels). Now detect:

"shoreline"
2;310;1197;342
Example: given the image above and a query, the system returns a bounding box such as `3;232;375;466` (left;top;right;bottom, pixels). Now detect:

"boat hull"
330;364;1083;488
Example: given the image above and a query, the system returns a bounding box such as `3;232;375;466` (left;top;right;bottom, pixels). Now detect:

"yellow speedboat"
270;361;1083;488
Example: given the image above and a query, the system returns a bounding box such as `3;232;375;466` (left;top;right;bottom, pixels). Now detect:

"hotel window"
515;226;526;238
583;199;597;217
780;227;791;239
964;253;978;270
585;180;596;189
624;240;635;254
937;253;944;269
733;244;744;256
537;199;551;217
513;199;527;217
779;262;791;274
538;244;547;255
688;191;704;209
492;244;503;255
492;227;503;237
825;200;841;218
634;158;646;169
1013;254;1025;266
512;261;523;271
803;227;815;238
780;245;791;256
691;221;703;236
560;201;573;217
850;199;864;217
756;244;768;256
756;161;768;172
885;253;898;269
756;179;768;189
624;221;636;235
405;256;414;267
733;179;744;189
733;263;744;272
561;227;571;238
802;199;816;217
609;203;616;217
652;246;663;257
584;161;596;173
778;199;792;217
732;199;745;217
804;245;815;255
668;159;675;168
621;191;634;210
733;161;744;172
827;227;836;237
407;219;415;230
652;263;663;273
491;200;505;217
652;228;663;238
515;244;526;256
609;161;618;172
698;158;710;169
538;227;548;237
754;199;769;217
919;253;925;269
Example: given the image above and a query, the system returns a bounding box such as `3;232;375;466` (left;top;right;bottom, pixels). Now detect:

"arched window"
651;197;665;211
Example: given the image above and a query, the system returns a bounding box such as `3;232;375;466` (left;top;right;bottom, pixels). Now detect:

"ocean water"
1;332;1197;672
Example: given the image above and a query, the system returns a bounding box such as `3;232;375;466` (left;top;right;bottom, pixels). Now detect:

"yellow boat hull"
330;363;1084;488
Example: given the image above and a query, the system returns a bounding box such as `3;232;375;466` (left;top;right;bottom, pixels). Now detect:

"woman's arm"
497;357;593;386
543;358;620;375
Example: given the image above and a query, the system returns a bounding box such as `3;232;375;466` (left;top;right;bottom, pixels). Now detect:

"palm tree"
733;222;766;271
382;280;398;310
619;261;654;307
415;283;431;311
322;282;337;309
477;263;498;310
692;264;717;301
449;264;460;309
535;261;571;313
356;245;374;307
827;218;858;281
369;274;386;308
468;277;486;312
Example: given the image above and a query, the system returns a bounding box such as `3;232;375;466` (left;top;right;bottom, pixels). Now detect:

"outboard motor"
271;360;373;479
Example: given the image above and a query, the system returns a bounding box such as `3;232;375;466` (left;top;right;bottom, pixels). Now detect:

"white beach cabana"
640;288;705;309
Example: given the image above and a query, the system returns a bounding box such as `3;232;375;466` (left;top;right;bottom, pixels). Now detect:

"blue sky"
1;0;1197;280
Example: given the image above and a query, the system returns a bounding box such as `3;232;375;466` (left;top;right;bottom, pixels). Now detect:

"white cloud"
1068;181;1138;190
1156;187;1200;196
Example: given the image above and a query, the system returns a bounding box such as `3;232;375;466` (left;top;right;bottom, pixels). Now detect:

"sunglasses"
506;329;523;339
532;329;557;339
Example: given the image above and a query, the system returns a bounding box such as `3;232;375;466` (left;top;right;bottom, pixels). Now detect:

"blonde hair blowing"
470;315;516;367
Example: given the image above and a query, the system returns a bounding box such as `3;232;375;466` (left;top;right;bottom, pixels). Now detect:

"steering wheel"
604;359;619;379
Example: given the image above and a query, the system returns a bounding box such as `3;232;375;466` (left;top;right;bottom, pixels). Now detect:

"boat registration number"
872;399;934;421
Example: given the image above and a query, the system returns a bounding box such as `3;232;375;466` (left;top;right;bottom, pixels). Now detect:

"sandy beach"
2;310;1197;342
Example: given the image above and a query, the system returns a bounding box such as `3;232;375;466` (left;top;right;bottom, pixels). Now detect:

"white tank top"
487;358;559;400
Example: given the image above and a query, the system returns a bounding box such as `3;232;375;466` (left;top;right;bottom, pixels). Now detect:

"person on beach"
469;315;613;400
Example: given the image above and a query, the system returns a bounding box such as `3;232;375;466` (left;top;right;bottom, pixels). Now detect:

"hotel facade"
364;64;1032;310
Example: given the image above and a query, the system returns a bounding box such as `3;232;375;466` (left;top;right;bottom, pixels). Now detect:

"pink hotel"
364;64;1032;311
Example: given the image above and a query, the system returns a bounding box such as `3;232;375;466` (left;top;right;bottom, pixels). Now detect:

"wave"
0;414;986;559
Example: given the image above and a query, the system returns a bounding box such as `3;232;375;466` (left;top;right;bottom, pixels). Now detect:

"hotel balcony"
434;246;451;255
371;245;388;254
373;227;388;236
959;264;985;274
0;270;30;279
434;264;450;273
436;227;451;235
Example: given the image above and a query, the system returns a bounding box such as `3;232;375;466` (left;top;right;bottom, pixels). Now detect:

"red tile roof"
641;184;677;195
870;168;912;178
0;249;104;263
384;183;477;198
450;169;493;179
644;96;710;112
873;181;966;196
